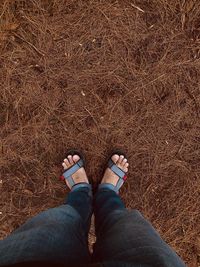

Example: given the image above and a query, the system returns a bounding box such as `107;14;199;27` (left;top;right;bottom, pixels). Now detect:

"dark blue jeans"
0;187;186;267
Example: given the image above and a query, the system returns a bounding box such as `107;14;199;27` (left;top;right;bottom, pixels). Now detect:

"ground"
0;0;200;266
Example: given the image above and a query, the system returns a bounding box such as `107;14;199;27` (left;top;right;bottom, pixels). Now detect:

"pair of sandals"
60;150;128;194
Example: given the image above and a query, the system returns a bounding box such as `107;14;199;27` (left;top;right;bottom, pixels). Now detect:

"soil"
0;1;200;266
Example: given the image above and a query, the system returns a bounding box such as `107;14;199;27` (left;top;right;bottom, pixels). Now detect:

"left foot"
62;155;89;189
101;154;129;186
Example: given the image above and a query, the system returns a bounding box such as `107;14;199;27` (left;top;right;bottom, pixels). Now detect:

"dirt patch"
0;0;200;266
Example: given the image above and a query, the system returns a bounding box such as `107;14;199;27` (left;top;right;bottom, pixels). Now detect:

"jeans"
0;187;186;267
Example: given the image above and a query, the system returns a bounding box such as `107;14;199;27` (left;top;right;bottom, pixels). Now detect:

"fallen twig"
13;33;45;57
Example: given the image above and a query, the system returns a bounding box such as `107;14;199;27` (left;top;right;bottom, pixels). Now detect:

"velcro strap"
63;159;84;179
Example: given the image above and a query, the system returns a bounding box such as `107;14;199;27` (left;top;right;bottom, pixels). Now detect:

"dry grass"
0;0;200;266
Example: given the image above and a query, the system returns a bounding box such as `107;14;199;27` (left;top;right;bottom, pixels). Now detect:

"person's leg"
0;154;92;266
92;154;186;267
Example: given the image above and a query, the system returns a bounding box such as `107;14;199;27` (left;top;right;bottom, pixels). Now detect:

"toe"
122;158;127;166
62;162;68;170
64;158;71;168
73;155;80;163
123;163;129;173
111;154;120;163
67;155;73;165
124;167;128;172
118;155;124;164
125;163;129;169
67;155;74;165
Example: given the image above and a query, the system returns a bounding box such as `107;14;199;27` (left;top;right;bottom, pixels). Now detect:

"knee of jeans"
109;208;141;217
105;209;149;231
107;208;140;219
24;205;82;228
48;205;81;221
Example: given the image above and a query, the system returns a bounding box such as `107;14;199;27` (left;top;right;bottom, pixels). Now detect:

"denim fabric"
0;186;186;267
0;187;92;266
93;189;186;267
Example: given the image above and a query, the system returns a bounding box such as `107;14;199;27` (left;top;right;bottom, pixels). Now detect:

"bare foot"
62;155;89;189
101;154;129;186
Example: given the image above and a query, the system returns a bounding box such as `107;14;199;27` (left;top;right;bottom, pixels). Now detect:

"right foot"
101;154;129;186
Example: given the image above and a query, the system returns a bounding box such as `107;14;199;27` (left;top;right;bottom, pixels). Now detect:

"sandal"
98;150;128;194
60;149;91;192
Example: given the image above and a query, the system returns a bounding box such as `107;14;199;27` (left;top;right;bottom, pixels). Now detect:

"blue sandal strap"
67;176;75;187
115;178;124;191
99;159;127;193
108;159;126;178
63;159;84;187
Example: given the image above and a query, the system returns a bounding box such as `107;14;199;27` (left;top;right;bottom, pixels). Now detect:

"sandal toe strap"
108;159;126;178
108;159;127;192
63;159;84;187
